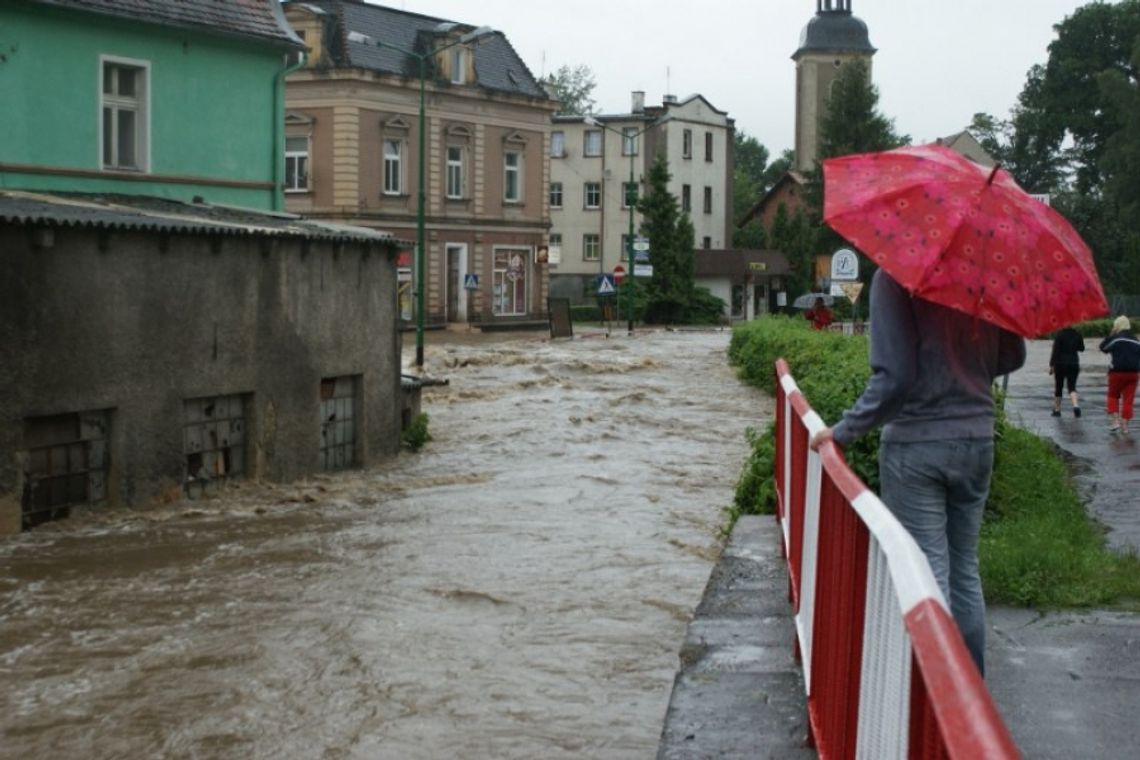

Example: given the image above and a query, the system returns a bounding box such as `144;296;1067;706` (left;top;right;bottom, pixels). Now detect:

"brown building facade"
283;1;557;328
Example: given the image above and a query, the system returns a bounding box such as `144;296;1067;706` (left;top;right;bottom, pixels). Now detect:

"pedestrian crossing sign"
464;274;479;290
597;275;616;296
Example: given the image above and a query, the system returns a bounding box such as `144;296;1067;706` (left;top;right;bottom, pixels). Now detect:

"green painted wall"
0;2;291;209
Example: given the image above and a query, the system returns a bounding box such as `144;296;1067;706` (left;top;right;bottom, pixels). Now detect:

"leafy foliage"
726;316;1140;609
976;1;1140;294
634;154;724;323
544;64;597;116
401;412;431;452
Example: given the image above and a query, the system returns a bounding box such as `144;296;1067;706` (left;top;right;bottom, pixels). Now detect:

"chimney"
663;94;678;104
631;90;645;113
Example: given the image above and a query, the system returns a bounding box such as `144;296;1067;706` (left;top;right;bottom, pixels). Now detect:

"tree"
636;153;713;323
732;132;770;248
786;57;908;311
815;58;909;162
1019;1;1140;194
544;64;597;116
1000;1;1140;293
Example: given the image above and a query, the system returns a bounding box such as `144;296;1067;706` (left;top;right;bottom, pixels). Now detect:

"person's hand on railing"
809;427;835;452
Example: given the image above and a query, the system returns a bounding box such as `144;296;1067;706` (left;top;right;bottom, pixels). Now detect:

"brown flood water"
0;328;771;759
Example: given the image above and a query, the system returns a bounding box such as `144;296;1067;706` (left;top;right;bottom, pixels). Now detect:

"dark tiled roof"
0;191;407;246
794;10;875;58
28;0;303;48
694;250;791;277
303;0;547;100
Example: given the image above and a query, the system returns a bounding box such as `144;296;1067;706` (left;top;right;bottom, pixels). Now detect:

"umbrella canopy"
823;144;1108;337
793;292;834;309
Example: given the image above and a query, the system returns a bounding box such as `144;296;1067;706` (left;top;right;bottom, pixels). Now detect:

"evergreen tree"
637;154;697;324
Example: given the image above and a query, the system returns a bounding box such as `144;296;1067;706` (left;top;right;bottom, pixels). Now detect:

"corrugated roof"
0;191;408;246
302;0;547;100
27;0;304;48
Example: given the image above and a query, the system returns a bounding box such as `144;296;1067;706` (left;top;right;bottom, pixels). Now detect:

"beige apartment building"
549;92;735;303
283;1;556;327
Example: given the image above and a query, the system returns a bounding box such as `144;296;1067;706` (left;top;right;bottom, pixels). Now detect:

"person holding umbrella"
804;296;834;331
809;144;1108;676
1099;316;1140;435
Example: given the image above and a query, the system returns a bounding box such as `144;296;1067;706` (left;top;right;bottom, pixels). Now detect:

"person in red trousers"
1099;316;1140;435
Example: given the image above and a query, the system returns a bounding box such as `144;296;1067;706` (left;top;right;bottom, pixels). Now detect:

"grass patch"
728;315;1140;610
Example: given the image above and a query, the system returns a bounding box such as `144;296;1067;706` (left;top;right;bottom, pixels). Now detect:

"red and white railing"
774;358;1019;759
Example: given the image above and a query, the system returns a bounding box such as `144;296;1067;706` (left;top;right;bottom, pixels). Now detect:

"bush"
1043;316;1138;339
727;314;1140;609
401;412;431;451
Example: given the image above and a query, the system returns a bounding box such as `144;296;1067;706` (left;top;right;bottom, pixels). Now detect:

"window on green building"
101;58;148;171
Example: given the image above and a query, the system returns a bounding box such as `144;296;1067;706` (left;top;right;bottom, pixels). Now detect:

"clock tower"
793;0;876;171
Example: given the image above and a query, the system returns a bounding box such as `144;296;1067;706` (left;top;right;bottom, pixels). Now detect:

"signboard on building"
464;274;479;290
831;248;859;281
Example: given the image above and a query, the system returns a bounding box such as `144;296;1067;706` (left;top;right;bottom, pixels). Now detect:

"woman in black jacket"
1099;316;1140;434
1050;326;1085;417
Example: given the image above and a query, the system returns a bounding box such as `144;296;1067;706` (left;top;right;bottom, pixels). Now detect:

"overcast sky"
391;0;1094;156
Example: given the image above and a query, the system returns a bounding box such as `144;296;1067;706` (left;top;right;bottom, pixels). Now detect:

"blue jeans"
879;439;993;676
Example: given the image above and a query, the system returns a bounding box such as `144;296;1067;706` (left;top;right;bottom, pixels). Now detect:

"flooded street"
0;329;769;759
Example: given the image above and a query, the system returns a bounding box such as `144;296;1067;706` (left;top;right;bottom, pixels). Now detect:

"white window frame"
583;234;600;262
682;128;693;160
284;135;310;193
549;232;562;247
449;47;466;85
622;127;639;156
584;182;601;209
584;129;602;157
550;181;563;209
446;145;465;199
504;151;522;203
100;55;150;172
550;130;565;157
383;138;403;195
492;247;529;316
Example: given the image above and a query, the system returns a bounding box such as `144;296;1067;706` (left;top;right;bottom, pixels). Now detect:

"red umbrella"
823;144;1108;337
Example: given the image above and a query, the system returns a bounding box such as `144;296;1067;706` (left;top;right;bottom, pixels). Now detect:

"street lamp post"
583;115;668;335
348;25;493;367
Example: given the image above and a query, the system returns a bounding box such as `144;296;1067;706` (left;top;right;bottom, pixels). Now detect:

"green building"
0;0;304;210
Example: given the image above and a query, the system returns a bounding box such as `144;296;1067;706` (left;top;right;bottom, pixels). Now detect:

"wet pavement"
0;327;767;759
987;338;1140;759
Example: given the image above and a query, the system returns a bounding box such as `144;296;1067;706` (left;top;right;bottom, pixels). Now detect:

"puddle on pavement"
0;330;769;759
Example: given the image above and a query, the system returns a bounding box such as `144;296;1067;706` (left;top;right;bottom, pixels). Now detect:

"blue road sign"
464;273;479;290
597;275;616;296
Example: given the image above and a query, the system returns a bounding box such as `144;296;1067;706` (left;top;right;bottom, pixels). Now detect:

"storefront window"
492;248;528;316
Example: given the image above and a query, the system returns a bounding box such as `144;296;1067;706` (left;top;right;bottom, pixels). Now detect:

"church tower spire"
793;0;875;170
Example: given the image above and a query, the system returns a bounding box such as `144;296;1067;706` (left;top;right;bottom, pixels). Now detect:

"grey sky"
393;0;1093;156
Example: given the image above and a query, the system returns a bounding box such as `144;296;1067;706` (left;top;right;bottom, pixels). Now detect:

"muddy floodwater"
0;329;770;759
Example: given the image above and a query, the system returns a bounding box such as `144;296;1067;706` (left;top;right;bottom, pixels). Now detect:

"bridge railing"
774;358;1019;759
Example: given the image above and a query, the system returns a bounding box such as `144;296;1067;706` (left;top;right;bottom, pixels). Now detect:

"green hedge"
1044;316;1138;339
728;315;1140;608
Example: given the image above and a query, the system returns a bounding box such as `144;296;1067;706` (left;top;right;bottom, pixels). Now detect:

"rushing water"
0;328;770;759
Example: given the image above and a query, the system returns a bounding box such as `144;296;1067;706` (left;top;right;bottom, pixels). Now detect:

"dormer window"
449;47;466;85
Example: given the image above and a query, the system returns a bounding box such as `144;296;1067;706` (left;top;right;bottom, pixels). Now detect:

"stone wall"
0;224;402;532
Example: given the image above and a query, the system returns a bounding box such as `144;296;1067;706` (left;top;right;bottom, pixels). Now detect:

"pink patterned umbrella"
823;144;1108;337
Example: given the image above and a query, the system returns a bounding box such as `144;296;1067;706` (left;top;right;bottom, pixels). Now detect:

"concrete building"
792;0;876;172
694;249;792;320
1;0;305;211
282;1;557;328
0;1;408;534
549;93;735;303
